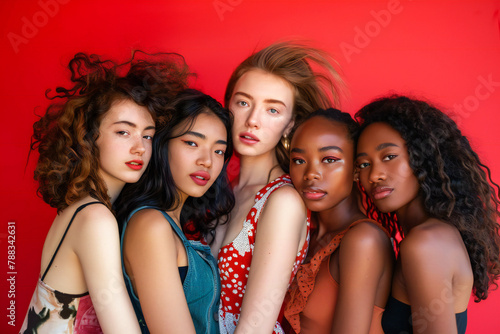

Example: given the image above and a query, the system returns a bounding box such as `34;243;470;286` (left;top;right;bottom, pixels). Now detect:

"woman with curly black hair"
355;95;500;334
20;51;190;333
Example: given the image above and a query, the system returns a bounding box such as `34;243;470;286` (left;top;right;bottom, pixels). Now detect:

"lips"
239;132;260;145
190;170;211;186
371;186;394;200
125;160;144;170
301;187;327;200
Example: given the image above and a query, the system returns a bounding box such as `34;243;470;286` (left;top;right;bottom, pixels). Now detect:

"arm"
210;220;228;258
330;222;394;334
400;228;458;334
235;186;307;334
73;205;141;334
122;209;196;334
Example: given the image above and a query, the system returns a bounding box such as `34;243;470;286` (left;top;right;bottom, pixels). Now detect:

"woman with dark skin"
285;109;393;334
355;96;500;334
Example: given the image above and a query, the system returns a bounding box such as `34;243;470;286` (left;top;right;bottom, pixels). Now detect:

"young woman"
355;95;500;334
116;89;234;334
213;42;345;334
284;109;394;334
21;52;189;333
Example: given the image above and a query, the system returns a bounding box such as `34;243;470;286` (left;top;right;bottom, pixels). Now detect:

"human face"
356;122;420;214
229;69;294;157
96;99;155;190
290;117;355;213
168;112;227;201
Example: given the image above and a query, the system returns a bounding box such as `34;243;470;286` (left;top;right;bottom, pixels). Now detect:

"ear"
283;119;295;137
353;168;360;182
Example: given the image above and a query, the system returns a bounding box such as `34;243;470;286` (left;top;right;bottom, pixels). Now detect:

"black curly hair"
355;95;500;301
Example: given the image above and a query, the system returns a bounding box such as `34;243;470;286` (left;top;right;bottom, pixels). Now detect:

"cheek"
289;165;304;187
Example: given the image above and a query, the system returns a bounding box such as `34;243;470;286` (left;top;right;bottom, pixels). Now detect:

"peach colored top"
284;219;388;334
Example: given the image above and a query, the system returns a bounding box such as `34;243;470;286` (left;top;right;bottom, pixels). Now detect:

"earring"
281;134;290;151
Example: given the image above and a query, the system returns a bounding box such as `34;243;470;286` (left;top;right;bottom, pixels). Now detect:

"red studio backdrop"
1;0;499;333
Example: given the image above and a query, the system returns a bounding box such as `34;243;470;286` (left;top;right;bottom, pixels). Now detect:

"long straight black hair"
116;89;234;239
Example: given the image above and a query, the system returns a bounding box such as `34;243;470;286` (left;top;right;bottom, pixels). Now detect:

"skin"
290;117;393;334
123;112;227;334
356;122;473;334
213;68;309;334
40;99;154;333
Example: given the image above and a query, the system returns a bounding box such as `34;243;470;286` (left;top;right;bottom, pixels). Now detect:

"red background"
1;0;499;333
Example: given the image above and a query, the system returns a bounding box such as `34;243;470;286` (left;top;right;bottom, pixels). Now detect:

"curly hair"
355;95;500;301
224;41;346;173
30;51;191;212
115;89;235;239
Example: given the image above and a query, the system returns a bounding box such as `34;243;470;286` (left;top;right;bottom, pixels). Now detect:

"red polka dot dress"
218;175;311;334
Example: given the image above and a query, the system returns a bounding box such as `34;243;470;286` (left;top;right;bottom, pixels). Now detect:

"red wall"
1;1;499;333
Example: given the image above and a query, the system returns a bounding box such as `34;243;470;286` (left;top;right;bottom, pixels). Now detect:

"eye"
269;108;278;114
117;131;129;136
292;158;305;165
322;157;340;163
237;101;249;107
143;135;154;140
184;140;197;147
215;149;225;156
357;162;370;169
382;154;397;161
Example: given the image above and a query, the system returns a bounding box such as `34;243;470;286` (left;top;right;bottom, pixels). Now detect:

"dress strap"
41;201;104;281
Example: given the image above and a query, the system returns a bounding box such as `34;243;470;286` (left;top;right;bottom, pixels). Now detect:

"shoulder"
70;202;117;235
401;219;461;255
125;209;177;239
341;220;392;254
266;184;305;209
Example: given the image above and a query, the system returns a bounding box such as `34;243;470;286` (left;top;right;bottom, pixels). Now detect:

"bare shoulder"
402;219;462;254
342;220;392;250
265;184;305;211
70;202;117;234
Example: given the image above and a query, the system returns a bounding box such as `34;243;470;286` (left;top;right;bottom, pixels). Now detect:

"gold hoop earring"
281;134;290;151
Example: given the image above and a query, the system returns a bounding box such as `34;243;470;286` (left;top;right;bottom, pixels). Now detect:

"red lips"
125;160;144;170
190;170;211;186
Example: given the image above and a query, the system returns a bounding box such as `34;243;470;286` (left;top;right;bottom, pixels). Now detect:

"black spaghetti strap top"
41;201;104;281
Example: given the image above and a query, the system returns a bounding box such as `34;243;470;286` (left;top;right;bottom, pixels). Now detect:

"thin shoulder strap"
41;201;104;281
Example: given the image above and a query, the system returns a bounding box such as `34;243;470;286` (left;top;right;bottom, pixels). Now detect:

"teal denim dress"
121;206;221;334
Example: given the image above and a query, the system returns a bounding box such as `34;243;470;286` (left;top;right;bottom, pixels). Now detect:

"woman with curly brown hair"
20;52;189;334
355;95;500;334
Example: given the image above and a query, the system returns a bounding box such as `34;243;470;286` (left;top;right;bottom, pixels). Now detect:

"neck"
167;192;188;226
237;150;283;189
396;196;429;235
107;183;124;205
315;191;365;239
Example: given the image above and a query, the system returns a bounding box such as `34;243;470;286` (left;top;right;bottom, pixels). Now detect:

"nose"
368;162;386;183
304;163;320;181
197;148;212;168
245;106;260;129
131;136;146;155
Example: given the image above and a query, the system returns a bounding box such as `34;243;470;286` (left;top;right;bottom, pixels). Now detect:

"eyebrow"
291;145;343;154
186;131;227;145
233;92;287;108
356;142;399;158
113;121;155;131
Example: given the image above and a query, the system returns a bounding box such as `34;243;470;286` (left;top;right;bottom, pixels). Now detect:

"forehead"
358;122;405;148
233;69;294;101
101;99;153;125
175;112;227;140
292;117;352;147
